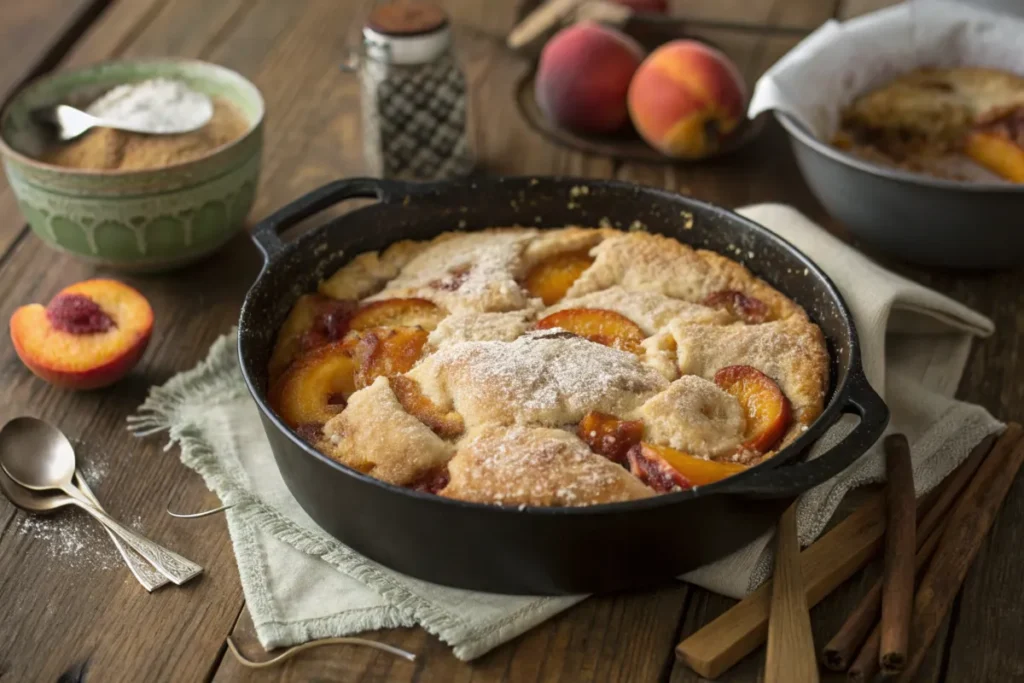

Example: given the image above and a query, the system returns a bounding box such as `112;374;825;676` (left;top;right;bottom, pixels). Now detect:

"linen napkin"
129;204;1001;660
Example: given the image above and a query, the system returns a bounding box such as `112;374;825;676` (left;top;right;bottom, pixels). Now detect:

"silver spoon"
33;81;213;141
0;417;202;586
0;465;168;591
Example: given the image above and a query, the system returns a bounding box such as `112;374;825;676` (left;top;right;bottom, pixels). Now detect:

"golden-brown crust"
320;377;453;486
440;426;653;506
271;226;831;506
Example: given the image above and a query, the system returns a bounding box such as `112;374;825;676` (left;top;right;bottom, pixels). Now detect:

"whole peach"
536;22;645;135
627;40;747;158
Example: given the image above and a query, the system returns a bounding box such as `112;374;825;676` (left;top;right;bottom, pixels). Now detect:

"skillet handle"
717;372;889;499
250;177;412;261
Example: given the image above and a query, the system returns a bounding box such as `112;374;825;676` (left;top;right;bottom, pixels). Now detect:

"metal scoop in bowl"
33;78;214;141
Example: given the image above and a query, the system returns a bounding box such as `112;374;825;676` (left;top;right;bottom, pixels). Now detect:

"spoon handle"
63;486;202;586
74;473;168;592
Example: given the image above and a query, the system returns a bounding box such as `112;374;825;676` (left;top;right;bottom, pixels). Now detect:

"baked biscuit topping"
268;227;830;506
833;67;1024;183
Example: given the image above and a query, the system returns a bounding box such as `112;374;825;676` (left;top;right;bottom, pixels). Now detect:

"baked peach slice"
349;297;445;332
965;107;1024;183
269;342;358;431
10;279;153;390
390;375;464;439
714;365;791;453
269;294;356;381
627;442;747;492
536;307;645;354
523;249;595;305
577;410;644;465
702;290;770;324
347;326;429;389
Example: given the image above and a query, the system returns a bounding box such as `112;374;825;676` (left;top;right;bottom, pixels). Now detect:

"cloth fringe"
126;330;247;439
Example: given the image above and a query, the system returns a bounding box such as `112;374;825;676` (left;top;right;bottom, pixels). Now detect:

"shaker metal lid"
363;1;451;65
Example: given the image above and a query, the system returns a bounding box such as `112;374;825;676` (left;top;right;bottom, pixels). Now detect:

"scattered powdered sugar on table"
87;78;213;133
17;512;117;571
13;456;141;572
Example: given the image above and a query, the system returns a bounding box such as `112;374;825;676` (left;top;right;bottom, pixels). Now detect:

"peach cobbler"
834;67;1024;183
267;227;829;507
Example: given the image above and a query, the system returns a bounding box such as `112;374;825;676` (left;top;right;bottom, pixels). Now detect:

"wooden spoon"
765;502;819;683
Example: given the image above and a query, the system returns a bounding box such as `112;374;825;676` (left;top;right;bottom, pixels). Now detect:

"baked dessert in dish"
833;67;1024;183
267;226;830;507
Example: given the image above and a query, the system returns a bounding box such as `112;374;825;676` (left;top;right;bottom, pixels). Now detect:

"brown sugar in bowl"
0;58;264;272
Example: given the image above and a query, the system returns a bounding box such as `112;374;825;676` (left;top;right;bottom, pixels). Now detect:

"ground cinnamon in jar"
42;98;250;171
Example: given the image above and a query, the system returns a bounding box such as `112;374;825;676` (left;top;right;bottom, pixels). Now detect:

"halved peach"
348;326;429;389
714;365;791;453
523;249;595;305
389;375;464;439
577;410;644;465
627;442;747;491
269;342;357;429
535;307;645;353
702;290;770;324
10;279;153;390
269;294;357;381
349;298;445;332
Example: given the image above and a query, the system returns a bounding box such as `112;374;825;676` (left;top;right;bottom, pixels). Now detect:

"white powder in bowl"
87;78;213;133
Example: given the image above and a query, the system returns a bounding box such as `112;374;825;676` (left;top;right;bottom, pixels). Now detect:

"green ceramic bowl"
0;59;263;271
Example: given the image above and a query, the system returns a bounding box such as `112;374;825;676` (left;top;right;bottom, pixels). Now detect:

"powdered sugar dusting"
369;230;536;313
420;330;667;427
444;426;651;506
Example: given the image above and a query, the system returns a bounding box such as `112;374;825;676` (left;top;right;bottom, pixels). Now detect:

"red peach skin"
10;279;153;390
536;21;645;135
627;39;747;158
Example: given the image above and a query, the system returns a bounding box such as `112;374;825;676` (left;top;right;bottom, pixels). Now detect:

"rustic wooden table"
1;0;1021;681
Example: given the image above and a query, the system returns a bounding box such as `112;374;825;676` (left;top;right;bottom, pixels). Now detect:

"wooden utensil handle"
765;503;819;683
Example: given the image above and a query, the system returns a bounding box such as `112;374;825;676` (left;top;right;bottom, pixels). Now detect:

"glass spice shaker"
351;1;475;181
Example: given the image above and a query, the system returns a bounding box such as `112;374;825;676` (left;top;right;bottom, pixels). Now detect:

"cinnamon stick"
846;491;960;682
896;423;1024;682
879;434;916;674
821;433;994;671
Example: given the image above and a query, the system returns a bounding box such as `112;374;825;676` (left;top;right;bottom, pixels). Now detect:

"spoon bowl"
0;416;79;493
0;465;70;513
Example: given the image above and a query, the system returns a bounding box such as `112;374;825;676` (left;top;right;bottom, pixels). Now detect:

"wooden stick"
896;423;1024;682
506;0;582;50
676;493;886;679
821;434;994;671
764;503;819;683
879;434;916;674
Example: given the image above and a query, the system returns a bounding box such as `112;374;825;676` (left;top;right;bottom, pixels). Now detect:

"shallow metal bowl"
777;112;1024;269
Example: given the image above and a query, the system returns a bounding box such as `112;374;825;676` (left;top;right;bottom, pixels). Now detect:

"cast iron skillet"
238;176;888;595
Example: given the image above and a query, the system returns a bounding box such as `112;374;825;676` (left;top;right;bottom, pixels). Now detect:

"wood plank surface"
0;0;1020;681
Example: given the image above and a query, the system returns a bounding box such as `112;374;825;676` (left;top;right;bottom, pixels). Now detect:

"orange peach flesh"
713;365;791;453
965;130;1024;183
641;443;747;487
535;307;645;354
523;249;595;305
270;344;358;428
348;297;444;331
